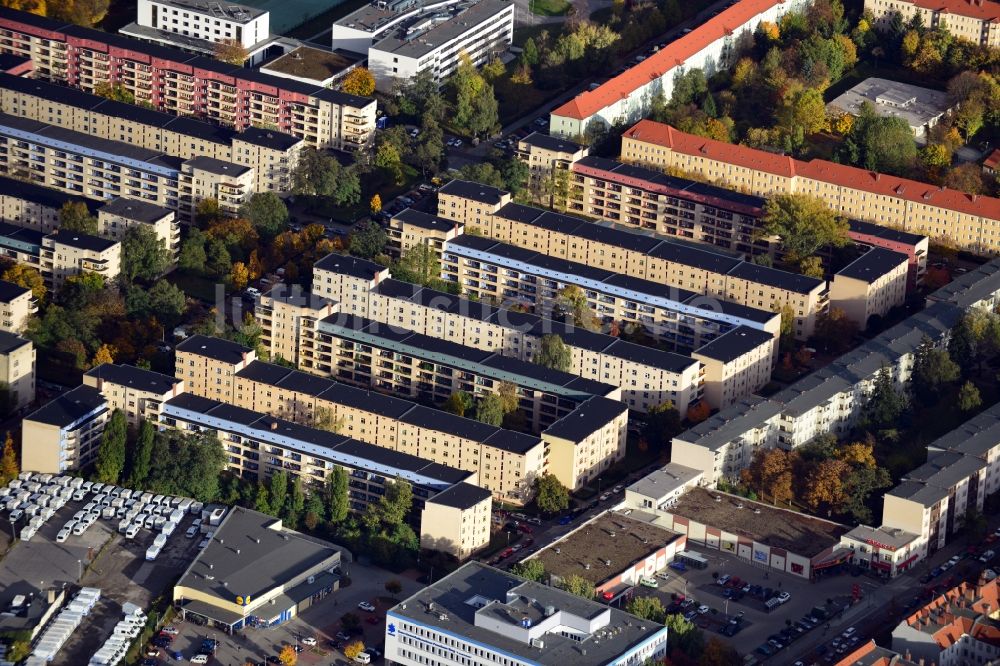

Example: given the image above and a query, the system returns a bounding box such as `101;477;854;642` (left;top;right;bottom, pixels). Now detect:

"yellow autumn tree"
838;441;877;468
1;0;46;16
278;644;297;666
1;264;46;302
230;261;250;290
91;344;116;368
213;38;248;65
343;641;366;660
370;193;382;215
0;432;19;486
341;67;376;96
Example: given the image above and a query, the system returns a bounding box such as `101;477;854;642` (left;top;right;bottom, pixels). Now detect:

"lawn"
167;271;224;305
529;0;571;16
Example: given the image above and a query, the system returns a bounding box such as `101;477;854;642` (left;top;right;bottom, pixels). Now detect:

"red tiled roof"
909;0;1000;22
624;120;1000;222
985;148;1000;170
551;0;785;120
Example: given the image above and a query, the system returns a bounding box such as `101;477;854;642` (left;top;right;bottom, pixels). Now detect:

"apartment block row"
22;362;492;557
0;220;121;290
549;0;803;137
672;258;1000;490
865;0;1000;47
371;220;774;410
0;7;377;150
0;112;255;222
0;328;34;412
173;335;627;501
435;179;832;338
621;119;1000;256
332;0;514;92
0;71;302;194
0;176;179;260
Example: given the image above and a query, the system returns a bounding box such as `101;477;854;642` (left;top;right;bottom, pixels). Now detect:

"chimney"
270;421;278;430
47;589;57;604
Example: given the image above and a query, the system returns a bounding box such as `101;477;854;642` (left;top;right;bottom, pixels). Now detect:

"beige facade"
865;0;1000;47
830;248;910;328
97;198;180;260
419;483;492;557
42;231;121;290
0;279;35;334
436;181;827;340
543;396;628;490
175;335;547;502
0;182;66;233
386;209;462;259
0;331;34;412
691;326;775;410
0;9;377;151
22;385;108;473
83;363;183;427
0;73;301;194
256;287;337;366
515;132;588;195
621;120;1000;256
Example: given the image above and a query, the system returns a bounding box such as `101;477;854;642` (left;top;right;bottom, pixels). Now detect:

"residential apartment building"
0;330;33;412
385;562;670;666
82;363;184;427
0;72;301;195
435;180;828;340
97;198;179;259
0;112;254;222
21;384;108;473
161;391;491;557
0;222;121;290
690;326;775;409
0;279;35;334
122;0;274;64
0;7;376;150
386;208;462;260
332;0;514;92
440;234;782;352
264;277;711;414
866;0;1000;47
548;0;803;138
829;248;910;328
848;219;929;290
892;580;1000;666
516;131;588;186
621;119;1000;256
311;312;623;434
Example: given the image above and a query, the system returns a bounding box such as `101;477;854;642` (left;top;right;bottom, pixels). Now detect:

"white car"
842;627;856;638
56;527;71;543
358;601;376;612
777;591;791;603
245;287;261;298
697;605;710;615
190;655;209;664
301;637;317;647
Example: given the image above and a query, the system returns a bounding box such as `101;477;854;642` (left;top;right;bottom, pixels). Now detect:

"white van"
354;653;371;665
125;524;140;539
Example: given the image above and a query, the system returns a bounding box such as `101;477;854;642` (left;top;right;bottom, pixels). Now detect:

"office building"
385;561;670;666
174;507;345;631
122;0;274;64
892;580;1000;665
826;78;952;138
440;234;782;351
21;384;108;473
0;279;35;334
549;0;803;138
620;119;1000;256
435;181;828;340
332;0;514;92
0;7;377;150
0;71;301;195
0;330;33;412
866;0;1000;47
829;247;910;328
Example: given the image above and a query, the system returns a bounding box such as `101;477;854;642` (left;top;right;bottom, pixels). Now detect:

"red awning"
813;552;851;570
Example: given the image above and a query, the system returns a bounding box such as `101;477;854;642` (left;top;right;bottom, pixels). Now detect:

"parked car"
716;574;731;586
777;591;791;604
336;632;352;642
302;637;317;647
358;601;376;612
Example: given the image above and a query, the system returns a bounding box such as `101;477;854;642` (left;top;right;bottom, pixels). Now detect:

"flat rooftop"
827;78;950;131
369;0;512;60
150;0;266;22
261;47;361;84
836;247;910;283
668;487;849;558
627;463;703;501
534;513;683;585
388;561;667;665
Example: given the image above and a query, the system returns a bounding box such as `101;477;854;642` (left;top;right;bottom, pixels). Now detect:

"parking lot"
156;560;424;666
634;547;870;662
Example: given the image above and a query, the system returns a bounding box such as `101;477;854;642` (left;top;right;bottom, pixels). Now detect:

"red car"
499;547;515;559
517;523;533;534
366;616;381;625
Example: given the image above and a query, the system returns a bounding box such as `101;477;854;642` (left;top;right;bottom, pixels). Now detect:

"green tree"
958;380;982;412
268;470;289;518
95;409;127;484
254;483;271;514
558;574;594;599
814;306;858;353
643;400;681;450
625;596;666;622
510;559;546;581
912;337;960;402
863;366;906;430
557;285;601;331
292;148;343;197
178;229;208;274
534;473;569;514
146;279;186;327
349;221;388;259
373;478;413;526
665;614;704;657
313;406;344;433
839;102;917;175
126;420;155;488
451;53;499;137
284;475;305;528
839;464;891;523
93;82;133;103
304;491;325;530
535;334;572;372
499;158;530;195
59;201;98;234
799;255;825;278
393;244;440;286
121;226;169;282
760;194;850;263
327;466;349;524
375;141;404;185
206;238;232;278
238;192;288;239
442;390;473;417
473;393;505;426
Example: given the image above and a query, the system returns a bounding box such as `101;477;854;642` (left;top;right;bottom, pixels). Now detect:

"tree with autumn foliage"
801;458;850;514
369;193;382;215
341;67;376;96
230;262;250;290
342;641;365;660
278;644;298;666
90;343;115;367
213;38;248;65
1;264;45;302
686;400;711;424
0;432;18;486
741;448;794;505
